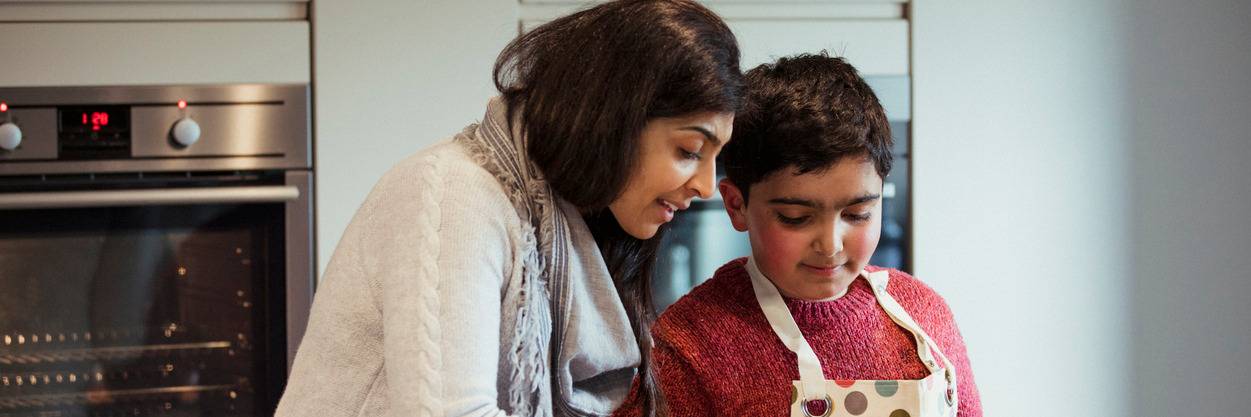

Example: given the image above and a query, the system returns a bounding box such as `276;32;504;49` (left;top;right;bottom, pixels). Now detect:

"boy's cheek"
752;223;808;267
846;224;883;264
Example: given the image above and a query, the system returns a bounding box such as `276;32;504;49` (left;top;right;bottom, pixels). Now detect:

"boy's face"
720;158;883;300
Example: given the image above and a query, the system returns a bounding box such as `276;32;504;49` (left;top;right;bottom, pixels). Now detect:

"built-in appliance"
0;84;312;417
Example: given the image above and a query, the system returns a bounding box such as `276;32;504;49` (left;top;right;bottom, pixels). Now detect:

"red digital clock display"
81;111;111;131
59;106;130;136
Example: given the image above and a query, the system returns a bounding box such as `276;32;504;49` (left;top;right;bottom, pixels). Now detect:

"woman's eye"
775;214;809;225
680;148;702;161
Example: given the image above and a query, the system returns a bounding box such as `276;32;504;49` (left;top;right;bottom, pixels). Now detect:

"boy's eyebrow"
767;197;821;208
680;126;721;146
767;193;882;209
842;193;882;207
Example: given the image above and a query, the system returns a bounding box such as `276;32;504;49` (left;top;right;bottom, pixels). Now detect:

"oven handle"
0;185;300;209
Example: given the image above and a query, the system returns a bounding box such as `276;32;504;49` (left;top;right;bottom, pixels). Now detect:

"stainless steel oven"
0;84;312;417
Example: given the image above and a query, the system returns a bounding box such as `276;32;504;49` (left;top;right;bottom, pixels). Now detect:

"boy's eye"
844;212;873;223
775;213;810;225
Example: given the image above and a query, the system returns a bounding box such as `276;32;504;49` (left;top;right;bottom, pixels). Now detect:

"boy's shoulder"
654;257;757;338
867;265;957;322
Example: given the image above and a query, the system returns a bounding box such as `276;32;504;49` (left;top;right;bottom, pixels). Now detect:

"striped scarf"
455;97;578;416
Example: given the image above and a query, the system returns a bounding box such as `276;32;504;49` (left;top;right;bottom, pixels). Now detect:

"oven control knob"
0;122;21;151
171;117;201;147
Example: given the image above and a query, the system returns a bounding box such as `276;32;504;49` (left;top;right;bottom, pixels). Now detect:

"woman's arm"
364;151;522;417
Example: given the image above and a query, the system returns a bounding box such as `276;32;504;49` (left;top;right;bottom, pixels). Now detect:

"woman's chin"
621;223;661;240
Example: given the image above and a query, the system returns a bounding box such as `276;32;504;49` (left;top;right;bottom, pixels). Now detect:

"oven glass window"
0;203;286;417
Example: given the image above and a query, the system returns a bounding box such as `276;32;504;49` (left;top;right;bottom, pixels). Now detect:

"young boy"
649;54;982;416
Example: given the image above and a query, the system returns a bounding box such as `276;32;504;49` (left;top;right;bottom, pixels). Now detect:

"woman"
275;1;743;416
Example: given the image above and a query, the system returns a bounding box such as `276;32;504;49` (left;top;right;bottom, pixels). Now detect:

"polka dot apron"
746;257;959;417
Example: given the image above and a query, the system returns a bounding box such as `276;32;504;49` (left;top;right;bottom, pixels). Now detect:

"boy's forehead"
751;160;883;206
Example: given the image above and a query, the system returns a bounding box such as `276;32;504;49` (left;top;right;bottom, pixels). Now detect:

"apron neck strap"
746;257;959;403
746;256;827;400
864;271;958;386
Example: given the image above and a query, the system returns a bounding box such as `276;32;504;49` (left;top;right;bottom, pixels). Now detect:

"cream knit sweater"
276;139;640;416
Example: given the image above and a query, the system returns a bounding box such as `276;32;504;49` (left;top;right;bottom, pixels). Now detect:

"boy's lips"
801;263;844;276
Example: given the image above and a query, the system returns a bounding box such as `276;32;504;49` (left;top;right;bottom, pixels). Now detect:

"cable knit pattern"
612;258;982;417
278;99;639;417
413;153;445;416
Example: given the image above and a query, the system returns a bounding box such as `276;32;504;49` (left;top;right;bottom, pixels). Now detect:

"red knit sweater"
614;258;982;417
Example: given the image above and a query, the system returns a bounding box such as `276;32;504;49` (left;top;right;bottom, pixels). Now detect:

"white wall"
312;0;519;273
912;1;1133;415
1127;1;1251;416
312;2;1251;414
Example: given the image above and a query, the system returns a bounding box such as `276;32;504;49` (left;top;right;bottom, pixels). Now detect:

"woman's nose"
688;160;716;199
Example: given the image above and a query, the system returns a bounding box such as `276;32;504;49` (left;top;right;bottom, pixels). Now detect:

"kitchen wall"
912;1;1133;415
312;1;1250;415
914;0;1251;415
1126;0;1251;416
312;0;518;272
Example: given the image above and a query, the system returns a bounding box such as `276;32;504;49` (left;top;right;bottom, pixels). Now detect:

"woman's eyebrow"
680;126;721;146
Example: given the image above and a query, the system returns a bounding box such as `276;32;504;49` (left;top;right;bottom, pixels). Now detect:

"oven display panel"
57;106;132;159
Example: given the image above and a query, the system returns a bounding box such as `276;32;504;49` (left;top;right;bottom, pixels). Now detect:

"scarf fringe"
457;99;563;417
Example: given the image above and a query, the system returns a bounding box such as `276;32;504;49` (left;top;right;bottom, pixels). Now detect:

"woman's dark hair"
721;52;893;202
494;1;743;415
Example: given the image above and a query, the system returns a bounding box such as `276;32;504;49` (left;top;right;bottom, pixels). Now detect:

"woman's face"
720;158;884;300
609;111;734;240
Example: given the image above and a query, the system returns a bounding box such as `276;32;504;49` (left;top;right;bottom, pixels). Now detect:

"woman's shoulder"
342;138;524;265
374;139;499;192
362;139;513;213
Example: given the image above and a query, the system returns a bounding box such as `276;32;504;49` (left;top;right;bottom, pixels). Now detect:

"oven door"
0;171;312;417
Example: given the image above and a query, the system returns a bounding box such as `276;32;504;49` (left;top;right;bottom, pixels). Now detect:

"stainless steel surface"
0;84;310;174
283;171;314;369
0;185;299;209
0;83;314;416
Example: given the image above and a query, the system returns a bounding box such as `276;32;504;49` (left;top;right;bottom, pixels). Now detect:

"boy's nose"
815;221;845;256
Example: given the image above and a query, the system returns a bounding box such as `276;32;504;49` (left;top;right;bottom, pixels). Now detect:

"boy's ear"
718;178;750;232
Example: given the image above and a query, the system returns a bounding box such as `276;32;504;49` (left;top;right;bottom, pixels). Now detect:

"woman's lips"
657;199;681;222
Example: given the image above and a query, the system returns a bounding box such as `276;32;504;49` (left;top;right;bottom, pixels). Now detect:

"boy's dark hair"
493;1;743;415
721;52;892;202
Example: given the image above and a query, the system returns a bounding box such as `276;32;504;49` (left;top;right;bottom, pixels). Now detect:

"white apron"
746;257;958;417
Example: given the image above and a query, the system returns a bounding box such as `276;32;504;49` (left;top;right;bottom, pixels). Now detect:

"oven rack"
0;341;232;366
0;383;238;410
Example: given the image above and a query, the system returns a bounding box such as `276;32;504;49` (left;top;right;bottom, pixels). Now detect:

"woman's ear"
718;178;750;232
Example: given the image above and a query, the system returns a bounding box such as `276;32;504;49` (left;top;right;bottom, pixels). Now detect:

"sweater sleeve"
933;304;982;417
653;341;717;417
892;271;982;417
361;151;521;417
